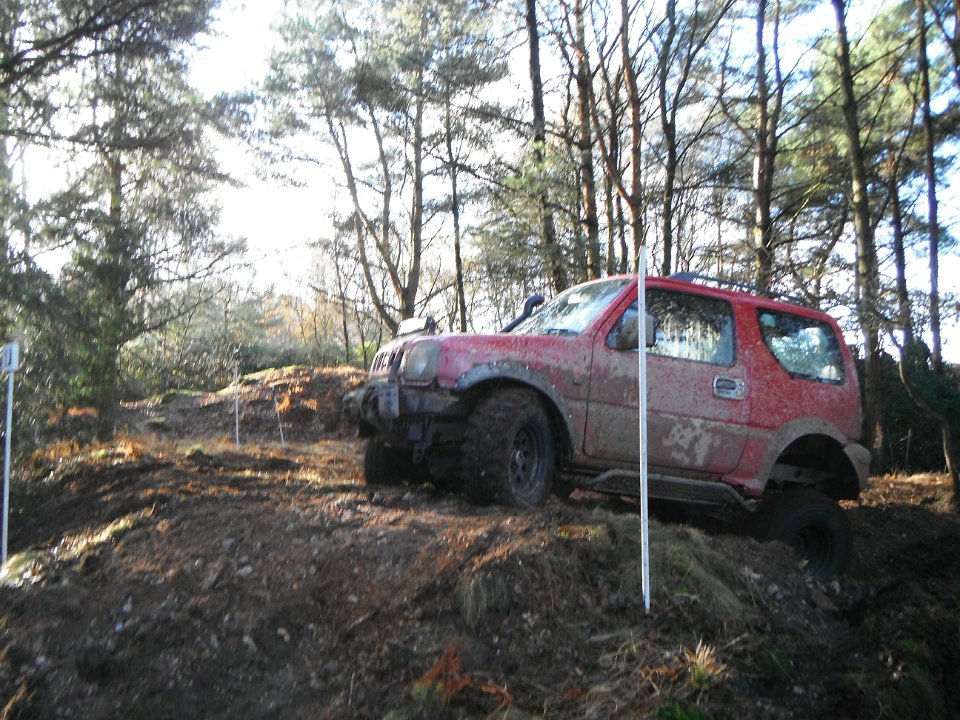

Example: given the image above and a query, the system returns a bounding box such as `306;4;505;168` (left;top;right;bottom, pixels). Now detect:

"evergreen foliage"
0;0;957;485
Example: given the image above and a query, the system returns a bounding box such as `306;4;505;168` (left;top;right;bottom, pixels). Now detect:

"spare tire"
757;488;852;576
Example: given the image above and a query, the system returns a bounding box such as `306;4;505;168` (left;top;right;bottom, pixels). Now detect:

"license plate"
377;385;400;419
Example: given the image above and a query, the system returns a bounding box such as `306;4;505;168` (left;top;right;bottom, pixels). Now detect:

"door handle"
713;376;745;400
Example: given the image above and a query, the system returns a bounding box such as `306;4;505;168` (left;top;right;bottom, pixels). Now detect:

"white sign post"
2;342;20;568
233;347;241;449
637;250;651;613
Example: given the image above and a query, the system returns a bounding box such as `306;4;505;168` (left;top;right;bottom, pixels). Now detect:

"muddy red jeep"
348;274;870;575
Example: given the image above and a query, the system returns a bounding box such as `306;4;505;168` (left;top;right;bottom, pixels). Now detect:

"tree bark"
326;112;398;335
928;0;960;88
831;0;885;470
443;96;468;332
526;0;567;292
329;229;353;365
604;172;617;275
915;0;943;374
572;0;601;279
895;349;959;510
654;0;731;276
657;0;679;276
0;3;16;328
751;0;783;290
95;148;127;441
405;61;425;322
618;0;646;271
886;154;914;347
588;0;650;273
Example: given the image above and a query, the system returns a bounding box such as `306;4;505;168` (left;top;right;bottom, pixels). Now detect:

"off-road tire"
425;456;464;493
363;437;411;486
461;388;555;508
757;488;852;576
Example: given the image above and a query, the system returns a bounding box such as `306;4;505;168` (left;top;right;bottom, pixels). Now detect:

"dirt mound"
121;366;365;444
2;369;959;718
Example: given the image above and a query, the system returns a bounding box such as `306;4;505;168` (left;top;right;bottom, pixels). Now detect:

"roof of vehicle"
644;274;837;323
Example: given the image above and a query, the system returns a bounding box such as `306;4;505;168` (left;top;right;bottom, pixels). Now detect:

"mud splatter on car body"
349;274;870;575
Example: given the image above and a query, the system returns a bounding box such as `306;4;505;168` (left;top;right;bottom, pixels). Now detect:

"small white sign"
1;343;18;373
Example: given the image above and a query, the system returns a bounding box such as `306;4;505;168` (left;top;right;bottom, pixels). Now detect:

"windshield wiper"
542;327;578;336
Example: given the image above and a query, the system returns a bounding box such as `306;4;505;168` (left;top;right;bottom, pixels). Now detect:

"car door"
584;287;750;475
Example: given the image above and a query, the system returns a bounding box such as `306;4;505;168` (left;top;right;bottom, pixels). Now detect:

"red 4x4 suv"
349;274;870;575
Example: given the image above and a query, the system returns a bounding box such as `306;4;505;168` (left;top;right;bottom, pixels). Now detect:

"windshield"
512;278;631;336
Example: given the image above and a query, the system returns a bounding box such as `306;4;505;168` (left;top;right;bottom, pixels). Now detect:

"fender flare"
454;360;576;453
759;417;867;499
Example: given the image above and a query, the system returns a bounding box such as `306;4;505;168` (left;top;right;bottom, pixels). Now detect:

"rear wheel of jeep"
462;388;554;508
363;437;411;486
757;488;851;576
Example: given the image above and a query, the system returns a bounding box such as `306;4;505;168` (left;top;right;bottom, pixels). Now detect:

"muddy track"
2;369;958;719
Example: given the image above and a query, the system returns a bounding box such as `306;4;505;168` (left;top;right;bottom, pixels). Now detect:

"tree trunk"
887;157;913;347
443;97;468;332
831;0;885;471
0;2;16;340
896;350;959;511
325;111;399;334
355;303;370;370
405;63;425;321
657;0;679;277
752;0;783;290
573;0;601;279
916;0;943;374
330;230;353;365
930;0;960;88
604;173;616;276
620;0;646;271
95;151;126;441
526;0;567;292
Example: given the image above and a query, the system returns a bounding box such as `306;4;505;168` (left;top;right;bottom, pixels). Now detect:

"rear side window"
757;310;844;384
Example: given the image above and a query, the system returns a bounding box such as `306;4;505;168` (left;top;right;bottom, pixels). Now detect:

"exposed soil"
2;368;959;719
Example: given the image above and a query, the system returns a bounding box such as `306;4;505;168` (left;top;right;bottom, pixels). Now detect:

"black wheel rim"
508;423;546;499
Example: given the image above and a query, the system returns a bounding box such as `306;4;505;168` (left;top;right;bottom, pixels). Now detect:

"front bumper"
345;381;465;457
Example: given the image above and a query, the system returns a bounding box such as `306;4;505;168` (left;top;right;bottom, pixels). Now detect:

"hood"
368;331;585;388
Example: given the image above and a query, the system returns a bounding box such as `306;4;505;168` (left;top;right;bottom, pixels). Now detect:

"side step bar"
582;470;754;512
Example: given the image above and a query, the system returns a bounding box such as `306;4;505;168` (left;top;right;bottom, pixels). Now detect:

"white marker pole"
234;359;241;449
273;392;286;448
2;342;20;567
637;250;651;613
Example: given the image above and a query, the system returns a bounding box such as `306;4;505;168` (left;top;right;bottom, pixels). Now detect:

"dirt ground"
2;367;959;719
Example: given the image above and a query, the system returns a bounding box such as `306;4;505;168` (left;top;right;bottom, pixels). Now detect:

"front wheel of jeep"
756;488;852;577
462;388;554;508
363;437;411;486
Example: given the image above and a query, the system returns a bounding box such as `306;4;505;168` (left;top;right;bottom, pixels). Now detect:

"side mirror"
615;314;657;351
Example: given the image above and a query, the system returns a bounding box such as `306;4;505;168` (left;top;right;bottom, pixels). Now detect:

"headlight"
400;341;441;384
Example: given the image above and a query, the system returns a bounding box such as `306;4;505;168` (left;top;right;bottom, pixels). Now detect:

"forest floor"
1;367;959;719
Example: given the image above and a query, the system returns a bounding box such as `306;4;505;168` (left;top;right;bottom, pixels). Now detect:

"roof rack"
669;272;810;307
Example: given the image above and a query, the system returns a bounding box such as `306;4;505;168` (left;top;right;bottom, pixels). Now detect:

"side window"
607;290;734;366
757;310;844;384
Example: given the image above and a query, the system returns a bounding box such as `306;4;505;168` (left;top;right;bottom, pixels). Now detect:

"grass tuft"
458;569;512;628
